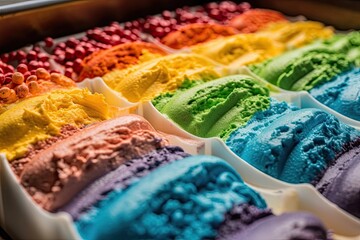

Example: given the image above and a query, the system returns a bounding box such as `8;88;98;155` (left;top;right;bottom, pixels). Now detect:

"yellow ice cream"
103;53;221;102
258;21;334;48
190;33;285;66
0;88;114;161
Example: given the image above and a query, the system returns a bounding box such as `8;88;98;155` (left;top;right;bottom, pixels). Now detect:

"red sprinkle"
16;64;28;74
45;37;54;48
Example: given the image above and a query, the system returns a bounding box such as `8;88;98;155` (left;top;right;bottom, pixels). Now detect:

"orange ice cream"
230;9;287;33
160;23;237;49
78;42;167;81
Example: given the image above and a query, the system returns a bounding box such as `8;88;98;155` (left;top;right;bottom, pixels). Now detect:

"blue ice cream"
73;155;329;240
226;101;360;217
226;103;359;184
76;156;266;240
310;68;360;121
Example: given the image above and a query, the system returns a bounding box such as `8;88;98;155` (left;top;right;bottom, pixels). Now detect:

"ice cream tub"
139;101;360;238
0;80;358;239
1;138;358;240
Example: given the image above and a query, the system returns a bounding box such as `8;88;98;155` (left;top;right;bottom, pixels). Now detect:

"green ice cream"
324;31;360;66
155;75;270;139
252;45;353;91
152;79;205;111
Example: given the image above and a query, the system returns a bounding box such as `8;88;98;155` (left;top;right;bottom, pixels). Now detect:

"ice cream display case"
0;0;360;240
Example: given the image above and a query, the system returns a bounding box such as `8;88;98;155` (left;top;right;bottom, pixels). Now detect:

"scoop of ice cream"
20;115;168;211
0;88;112;161
63;146;190;220
316;139;360;218
152;79;207;111
160;23;237;49
226;99;297;154
227;107;359;184
310;68;360;121
78;42;167;81
191;33;285;66
229;9;287;33
258;21;334;48
253;46;353;91
103;53;221;102
157;75;270;139
79;156;266;240
324;31;360;66
227;212;328;240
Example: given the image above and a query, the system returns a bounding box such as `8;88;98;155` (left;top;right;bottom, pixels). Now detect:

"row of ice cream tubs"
0;1;359;239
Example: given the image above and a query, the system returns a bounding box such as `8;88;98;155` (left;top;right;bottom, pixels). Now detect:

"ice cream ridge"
0;86;115;163
102;53;223;102
251;31;360;120
78;42;168;81
190;21;334;66
17;114;329;239
190;32;285;66
256;21;334;48
322;31;360;66
310;67;360;121
160;23;238;49
154;75;360;218
154;74;271;139
160;9;288;49
229;9;287;33
251;40;355;91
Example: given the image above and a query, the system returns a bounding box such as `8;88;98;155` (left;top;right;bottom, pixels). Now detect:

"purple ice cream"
227;212;329;240
316;139;360;218
59;146;190;219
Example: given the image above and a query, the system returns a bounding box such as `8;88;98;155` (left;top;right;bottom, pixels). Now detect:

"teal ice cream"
226;101;360;217
154;75;271;139
252;45;353;91
310;68;360;121
226;103;360;184
74;155;330;240
77;156;266;240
